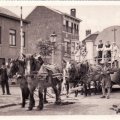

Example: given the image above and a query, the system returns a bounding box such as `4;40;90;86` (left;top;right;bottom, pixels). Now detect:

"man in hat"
96;40;104;64
111;42;119;68
104;41;112;61
0;62;11;95
101;61;112;99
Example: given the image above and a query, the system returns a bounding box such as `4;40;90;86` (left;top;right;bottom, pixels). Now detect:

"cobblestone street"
0;85;120;115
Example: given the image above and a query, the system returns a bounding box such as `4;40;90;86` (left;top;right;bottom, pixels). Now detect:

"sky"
3;5;120;40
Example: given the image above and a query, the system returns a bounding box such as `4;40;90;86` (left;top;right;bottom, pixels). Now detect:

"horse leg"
21;89;26;108
20;84;29;108
66;80;69;97
53;86;61;105
28;90;35;111
58;81;62;98
44;88;48;104
84;83;87;96
94;81;98;95
37;89;44;110
81;82;84;95
74;83;78;97
88;83;91;96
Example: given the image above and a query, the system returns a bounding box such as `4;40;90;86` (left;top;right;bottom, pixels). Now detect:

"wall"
0;16;28;62
86;40;94;64
26;6;63;67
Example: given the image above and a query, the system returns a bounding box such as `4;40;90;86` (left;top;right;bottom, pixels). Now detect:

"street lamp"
50;32;57;64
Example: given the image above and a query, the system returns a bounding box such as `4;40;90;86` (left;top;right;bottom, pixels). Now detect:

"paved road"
0;85;120;115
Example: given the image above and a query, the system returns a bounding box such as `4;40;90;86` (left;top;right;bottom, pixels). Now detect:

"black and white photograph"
1;2;120;116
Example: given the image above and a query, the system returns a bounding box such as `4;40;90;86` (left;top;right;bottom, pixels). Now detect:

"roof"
82;31;99;42
0;7;19;18
26;6;82;22
0;7;29;23
95;25;120;46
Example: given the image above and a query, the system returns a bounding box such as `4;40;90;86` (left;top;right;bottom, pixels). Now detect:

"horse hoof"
27;109;32;111
27;107;33;111
44;100;48;104
37;106;43;111
21;106;25;108
55;101;61;105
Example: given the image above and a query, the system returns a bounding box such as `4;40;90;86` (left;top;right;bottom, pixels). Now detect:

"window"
23;32;25;47
0;27;1;44
9;29;16;46
70;23;73;33
66;20;69;32
64;39;71;55
74;24;76;30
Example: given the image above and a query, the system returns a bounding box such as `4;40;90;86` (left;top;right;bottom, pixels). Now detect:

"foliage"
36;40;53;57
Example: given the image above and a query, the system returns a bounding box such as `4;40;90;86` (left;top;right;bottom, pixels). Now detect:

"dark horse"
80;63;103;96
67;61;103;97
8;59;30;108
24;54;62;110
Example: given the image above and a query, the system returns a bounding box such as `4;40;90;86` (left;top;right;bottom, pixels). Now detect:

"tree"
36;39;53;57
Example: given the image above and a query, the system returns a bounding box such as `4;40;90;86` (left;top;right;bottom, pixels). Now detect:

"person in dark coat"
0;62;11;95
96;40;104;64
104;41;112;61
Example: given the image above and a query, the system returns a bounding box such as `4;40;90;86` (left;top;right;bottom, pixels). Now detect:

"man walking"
0;62;11;95
101;61;111;99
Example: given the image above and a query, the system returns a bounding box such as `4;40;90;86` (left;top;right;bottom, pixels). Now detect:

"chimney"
86;29;91;36
70;8;76;17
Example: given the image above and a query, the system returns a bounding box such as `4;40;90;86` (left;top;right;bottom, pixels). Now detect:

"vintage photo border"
0;0;120;120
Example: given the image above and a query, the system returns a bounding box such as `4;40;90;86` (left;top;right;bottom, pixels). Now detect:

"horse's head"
78;61;89;77
8;59;19;78
25;54;44;75
9;58;26;78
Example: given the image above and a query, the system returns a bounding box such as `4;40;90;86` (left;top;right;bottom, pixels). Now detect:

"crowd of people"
96;40;120;99
96;40;119;68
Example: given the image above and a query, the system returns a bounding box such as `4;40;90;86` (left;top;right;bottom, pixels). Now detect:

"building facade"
82;30;99;64
83;26;120;65
0;7;29;66
26;6;81;68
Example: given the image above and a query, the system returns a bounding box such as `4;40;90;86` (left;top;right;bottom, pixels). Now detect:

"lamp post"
20;6;23;59
50;32;57;64
112;28;117;43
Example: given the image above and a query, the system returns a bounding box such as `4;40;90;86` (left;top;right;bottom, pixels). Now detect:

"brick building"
0;7;29;66
26;6;81;68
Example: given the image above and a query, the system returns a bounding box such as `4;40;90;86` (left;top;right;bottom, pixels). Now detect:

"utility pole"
112;28;117;43
20;6;23;59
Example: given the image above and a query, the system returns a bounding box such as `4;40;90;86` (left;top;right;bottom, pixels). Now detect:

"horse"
24;54;63;111
8;59;30;108
67;60;103;97
64;61;84;97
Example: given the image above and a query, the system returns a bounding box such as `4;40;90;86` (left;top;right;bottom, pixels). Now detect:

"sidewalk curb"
0;103;21;109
